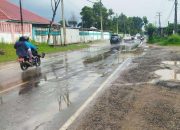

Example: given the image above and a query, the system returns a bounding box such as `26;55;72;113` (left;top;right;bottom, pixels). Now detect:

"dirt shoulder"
68;46;180;130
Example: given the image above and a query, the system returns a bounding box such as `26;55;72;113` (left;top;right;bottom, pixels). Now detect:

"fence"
0;22;110;44
79;31;110;43
0;22;32;43
51;29;110;45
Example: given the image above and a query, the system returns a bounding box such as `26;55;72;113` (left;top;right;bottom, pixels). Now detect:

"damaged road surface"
68;46;180;130
0;41;142;130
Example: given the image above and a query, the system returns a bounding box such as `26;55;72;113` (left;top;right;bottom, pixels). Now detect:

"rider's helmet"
24;36;29;41
19;36;26;42
19;36;29;42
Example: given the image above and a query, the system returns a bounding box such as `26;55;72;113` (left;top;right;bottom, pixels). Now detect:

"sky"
10;0;180;27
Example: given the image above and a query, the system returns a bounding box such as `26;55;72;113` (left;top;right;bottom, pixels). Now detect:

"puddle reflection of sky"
155;61;180;81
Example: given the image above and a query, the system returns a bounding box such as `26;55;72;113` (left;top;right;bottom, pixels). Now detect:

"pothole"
155;69;180;81
155;61;180;81
162;61;180;65
154;61;180;89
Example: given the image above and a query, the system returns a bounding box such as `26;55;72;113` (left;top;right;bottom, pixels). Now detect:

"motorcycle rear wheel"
20;63;28;71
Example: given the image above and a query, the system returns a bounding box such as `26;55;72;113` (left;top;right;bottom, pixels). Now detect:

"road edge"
59;58;132;130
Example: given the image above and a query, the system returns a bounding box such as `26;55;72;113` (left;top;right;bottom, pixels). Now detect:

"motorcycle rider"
23;36;37;62
14;37;29;59
14;36;37;62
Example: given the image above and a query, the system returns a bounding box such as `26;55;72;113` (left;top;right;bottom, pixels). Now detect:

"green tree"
108;9;114;18
106;9;114;31
80;3;114;30
132;16;144;34
165;23;174;35
117;15;143;35
80;3;147;34
92;2;109;30
80;6;95;28
143;16;148;26
145;23;156;40
117;13;128;34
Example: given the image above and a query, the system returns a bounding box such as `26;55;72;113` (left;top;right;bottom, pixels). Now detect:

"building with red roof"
0;0;61;43
0;0;50;24
0;0;106;45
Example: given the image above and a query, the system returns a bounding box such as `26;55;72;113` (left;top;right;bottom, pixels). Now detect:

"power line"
157;0;165;11
166;3;174;22
86;0;97;3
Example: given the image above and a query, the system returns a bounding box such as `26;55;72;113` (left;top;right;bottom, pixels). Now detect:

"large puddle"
155;69;180;80
162;61;180;65
155;61;180;81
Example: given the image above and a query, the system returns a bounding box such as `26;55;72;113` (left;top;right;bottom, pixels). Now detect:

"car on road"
110;34;121;44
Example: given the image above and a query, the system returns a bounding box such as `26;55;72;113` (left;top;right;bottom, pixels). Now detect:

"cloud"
9;0;179;26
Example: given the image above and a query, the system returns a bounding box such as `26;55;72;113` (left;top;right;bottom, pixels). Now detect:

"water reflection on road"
155;61;180;81
0;41;143;130
19;68;47;95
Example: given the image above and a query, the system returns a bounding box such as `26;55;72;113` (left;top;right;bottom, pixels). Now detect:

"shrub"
148;36;167;44
161;35;180;45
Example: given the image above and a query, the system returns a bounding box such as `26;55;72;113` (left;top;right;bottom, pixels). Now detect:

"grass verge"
0;43;89;63
159;35;180;46
148;35;180;46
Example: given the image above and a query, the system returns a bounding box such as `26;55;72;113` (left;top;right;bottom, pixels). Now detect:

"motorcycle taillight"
18;58;24;62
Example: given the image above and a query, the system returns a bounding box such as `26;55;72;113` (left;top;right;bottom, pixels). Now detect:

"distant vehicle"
110;34;121;51
123;36;131;40
131;36;135;40
123;36;132;42
110;34;121;44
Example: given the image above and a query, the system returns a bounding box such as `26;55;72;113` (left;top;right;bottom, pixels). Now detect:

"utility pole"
116;14;119;34
174;0;178;34
61;0;66;45
157;12;162;35
123;16;126;36
100;0;103;40
19;0;23;36
82;18;85;42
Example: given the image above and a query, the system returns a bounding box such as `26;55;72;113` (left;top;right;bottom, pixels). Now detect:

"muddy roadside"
68;46;180;130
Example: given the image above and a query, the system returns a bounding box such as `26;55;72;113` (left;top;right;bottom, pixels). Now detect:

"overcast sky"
10;0;179;27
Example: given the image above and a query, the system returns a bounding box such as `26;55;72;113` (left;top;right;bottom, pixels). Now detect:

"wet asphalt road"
0;41;141;130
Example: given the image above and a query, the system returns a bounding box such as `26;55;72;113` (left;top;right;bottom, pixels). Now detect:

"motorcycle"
18;53;45;71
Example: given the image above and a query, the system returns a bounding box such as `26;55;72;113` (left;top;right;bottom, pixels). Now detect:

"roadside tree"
47;0;61;44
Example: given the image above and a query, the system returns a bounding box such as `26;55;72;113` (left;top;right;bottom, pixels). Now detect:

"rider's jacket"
14;41;29;58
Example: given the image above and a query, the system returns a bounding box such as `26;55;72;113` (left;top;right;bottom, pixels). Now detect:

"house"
0;0;60;43
0;0;110;44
